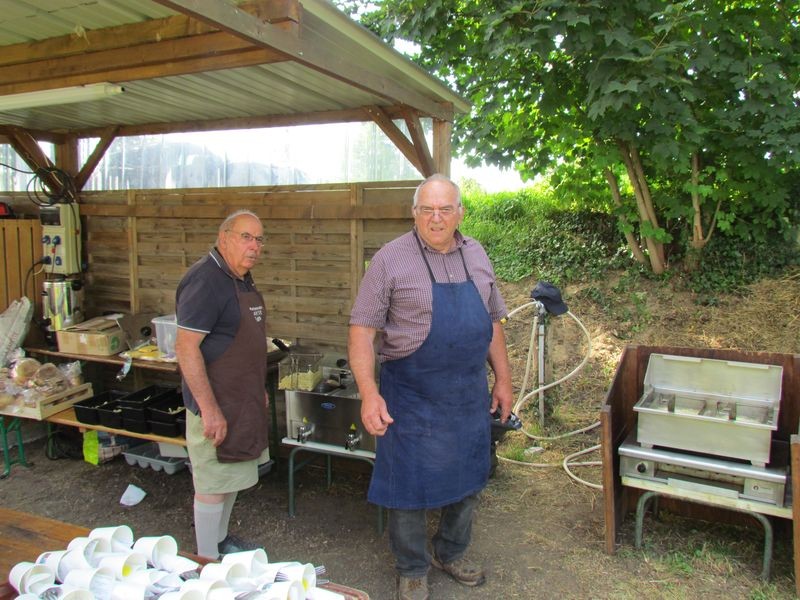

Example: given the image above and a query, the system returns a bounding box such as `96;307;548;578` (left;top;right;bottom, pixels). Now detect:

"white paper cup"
278;563;316;591
99;551;147;579
64;566;115;598
221;549;269;577
260;580;305;600
161;554;201;575
132;535;179;568
181;578;228;599
89;525;135;552
24;566;57;596
111;580;149;600
257;562;300;586
207;588;237;600
67;536;112;567
36;550;69;582
9;561;34;593
200;561;248;585
38;585;95;600
159;589;205;600
306;587;346;600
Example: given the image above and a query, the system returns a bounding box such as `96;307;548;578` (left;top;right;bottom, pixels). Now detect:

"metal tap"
296;419;314;443
345;430;361;451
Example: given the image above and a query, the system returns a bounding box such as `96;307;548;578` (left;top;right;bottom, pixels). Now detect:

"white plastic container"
151;315;177;357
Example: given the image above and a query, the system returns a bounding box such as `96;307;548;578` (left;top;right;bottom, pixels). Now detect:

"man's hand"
201;405;228;447
361;392;394;436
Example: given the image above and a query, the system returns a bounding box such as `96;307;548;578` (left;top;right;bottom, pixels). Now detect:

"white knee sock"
219;492;238;543
194;499;224;559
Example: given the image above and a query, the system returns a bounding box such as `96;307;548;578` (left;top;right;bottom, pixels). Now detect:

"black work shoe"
396;574;429;600
431;554;486;587
218;534;262;555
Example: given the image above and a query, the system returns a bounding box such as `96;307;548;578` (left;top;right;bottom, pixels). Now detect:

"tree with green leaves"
351;0;800;273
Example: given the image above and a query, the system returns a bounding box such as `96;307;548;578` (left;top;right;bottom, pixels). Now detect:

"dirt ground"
2;270;800;599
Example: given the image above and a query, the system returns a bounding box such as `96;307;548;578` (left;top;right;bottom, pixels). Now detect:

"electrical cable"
0;161;79;206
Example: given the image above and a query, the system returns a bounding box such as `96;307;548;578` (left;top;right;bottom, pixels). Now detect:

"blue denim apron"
368;233;493;509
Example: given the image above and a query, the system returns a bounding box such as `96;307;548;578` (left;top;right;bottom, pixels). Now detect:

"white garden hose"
499;300;602;489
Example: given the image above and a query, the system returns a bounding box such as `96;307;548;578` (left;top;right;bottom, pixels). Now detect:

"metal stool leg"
0;417;28;480
634;491;658;548
749;512;773;581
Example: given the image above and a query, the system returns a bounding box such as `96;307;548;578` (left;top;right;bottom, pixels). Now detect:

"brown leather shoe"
431;555;486;587
396;574;429;600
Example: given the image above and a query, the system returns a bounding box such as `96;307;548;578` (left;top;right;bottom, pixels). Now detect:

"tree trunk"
616;140;666;274
604;167;647;265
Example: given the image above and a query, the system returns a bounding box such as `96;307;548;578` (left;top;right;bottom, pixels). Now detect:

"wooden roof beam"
364;105;435;177
402;108;436;177
0;32;286;96
154;0;452;121
75;105;410;139
75;127;119;191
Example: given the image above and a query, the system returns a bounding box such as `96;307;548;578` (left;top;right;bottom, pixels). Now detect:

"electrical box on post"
40;203;82;275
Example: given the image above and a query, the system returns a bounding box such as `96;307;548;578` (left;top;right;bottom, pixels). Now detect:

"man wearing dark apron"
175;210;270;559
349;175;514;600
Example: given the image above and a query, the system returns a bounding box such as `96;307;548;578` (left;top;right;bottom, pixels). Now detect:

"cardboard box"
56;316;126;356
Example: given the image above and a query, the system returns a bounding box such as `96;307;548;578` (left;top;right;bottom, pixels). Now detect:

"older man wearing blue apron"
349;175;514;600
176;210;270;560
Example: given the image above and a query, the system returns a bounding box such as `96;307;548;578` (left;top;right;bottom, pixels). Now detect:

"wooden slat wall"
3;181;420;353
0;218;43;316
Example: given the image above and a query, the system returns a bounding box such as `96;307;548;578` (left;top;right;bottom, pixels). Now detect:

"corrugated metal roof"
0;0;468;135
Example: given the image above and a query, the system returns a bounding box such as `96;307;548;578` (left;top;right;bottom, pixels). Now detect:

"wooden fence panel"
3;182;417;351
0;218;43;316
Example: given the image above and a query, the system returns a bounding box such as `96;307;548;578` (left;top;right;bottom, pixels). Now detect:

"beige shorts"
186;410;269;495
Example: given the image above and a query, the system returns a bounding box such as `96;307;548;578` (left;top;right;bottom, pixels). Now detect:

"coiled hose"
499;301;601;490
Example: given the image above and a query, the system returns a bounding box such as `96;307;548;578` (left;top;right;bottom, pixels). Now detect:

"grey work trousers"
387;492;480;578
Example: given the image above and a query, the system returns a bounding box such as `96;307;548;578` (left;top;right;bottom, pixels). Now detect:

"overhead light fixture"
0;83;125;111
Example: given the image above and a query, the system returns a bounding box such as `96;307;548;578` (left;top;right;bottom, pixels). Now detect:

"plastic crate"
152;314;177;358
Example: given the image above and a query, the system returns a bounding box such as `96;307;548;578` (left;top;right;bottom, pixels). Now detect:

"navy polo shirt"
176;247;258;413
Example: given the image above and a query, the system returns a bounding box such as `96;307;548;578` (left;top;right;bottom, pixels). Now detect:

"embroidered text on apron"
368;232;494;509
206;277;268;463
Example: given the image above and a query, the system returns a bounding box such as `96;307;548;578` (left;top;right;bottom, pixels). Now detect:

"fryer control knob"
636;462;648;474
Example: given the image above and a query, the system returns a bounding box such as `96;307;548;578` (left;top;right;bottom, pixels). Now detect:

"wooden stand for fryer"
601;345;800;595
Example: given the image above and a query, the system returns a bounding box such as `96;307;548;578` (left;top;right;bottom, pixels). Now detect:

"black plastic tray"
146;393;185;425
122;416;150;434
118;385;177;420
74;390;126;425
96;400;124;428
149;420;184;437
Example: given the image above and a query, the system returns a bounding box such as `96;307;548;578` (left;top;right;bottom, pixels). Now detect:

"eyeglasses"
227;229;265;246
414;205;460;217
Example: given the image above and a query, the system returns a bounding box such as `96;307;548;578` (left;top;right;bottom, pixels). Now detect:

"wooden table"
0;508;370;599
47;407;186;446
